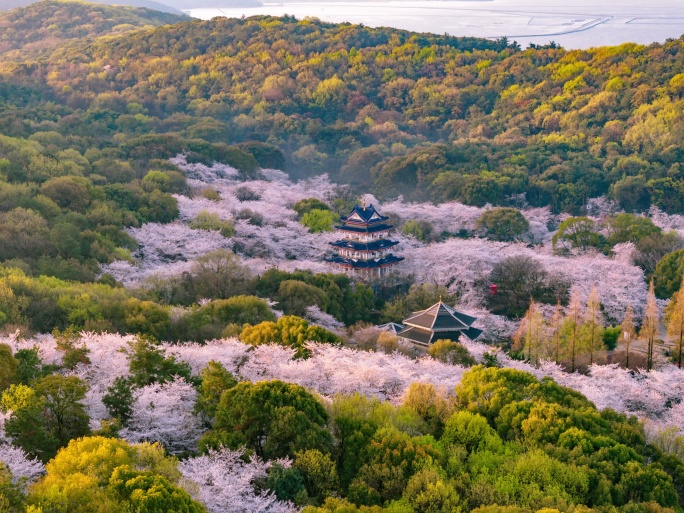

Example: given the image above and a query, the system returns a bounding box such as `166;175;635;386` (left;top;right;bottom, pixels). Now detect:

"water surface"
188;0;684;49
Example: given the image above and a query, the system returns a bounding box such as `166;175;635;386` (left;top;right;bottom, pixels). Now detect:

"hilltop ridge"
0;0;186;57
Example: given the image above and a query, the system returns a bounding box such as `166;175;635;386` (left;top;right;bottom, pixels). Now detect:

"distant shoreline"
187;0;684;50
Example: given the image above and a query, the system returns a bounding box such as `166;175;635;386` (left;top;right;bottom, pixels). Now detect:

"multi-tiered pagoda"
325;201;403;278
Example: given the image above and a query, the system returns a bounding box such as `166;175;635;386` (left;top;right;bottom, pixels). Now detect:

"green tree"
190;249;254;301
666;278;684;368
581;285;605;365
194;295;276;330
301;209;339;233
294;449;340;505
403;467;460;513
606;214;661;247
293;198;330;217
6;375;91;462
15;348;44;385
476;208;530;241
560;290;583;373
402;220;434;242
0;463;25;513
552;217;605;254
641;280;660;371
123;298;170;340
442;410;501;453
202;380;332;459
610;175;651;212
0;343;18;391
487;255;569;318
620;304;637;369
513;300;546;366
125;336;194;387
428;339;476;366
277;280;330;317
240;316;341;358
28;436;193;512
349;427;443;505
108;465;206;513
103;376;134;426
653;248;684;299
189;210;234;237
194;360;237;423
401;383;454;438
53;327;91;370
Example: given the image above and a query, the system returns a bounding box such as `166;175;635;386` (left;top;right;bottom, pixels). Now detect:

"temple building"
325;201;403;278
397;299;482;347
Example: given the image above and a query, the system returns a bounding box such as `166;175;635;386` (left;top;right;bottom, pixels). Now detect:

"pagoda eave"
325;255;404;269
334;224;393;234
329;240;399;252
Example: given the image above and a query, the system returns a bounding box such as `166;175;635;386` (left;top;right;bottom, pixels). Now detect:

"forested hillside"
1;8;683;213
0;0;185;57
0;0;187;15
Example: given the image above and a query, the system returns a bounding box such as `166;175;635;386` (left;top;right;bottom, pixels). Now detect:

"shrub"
293;198;330;217
402;220;433;242
428;339;476;366
234;186;261;202
189;210;235;237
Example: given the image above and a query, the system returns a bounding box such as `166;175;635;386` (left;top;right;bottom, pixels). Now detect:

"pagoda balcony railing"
338;250;391;259
343;233;387;242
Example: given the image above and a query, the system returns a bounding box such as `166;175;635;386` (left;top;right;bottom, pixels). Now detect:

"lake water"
187;0;684;49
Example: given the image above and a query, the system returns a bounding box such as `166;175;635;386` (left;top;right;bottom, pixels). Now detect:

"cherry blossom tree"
0;330;682;454
120;377;203;454
304;305;344;333
0;443;44;486
179;447;295;513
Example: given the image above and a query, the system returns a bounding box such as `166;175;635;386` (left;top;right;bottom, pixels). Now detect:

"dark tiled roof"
401;301;482;341
325;254;404;269
397;326;433;345
340;203;389;225
450;310;478;327
402;310;436;330
334;223;393;234
462;326;484;341
377;322;405;334
329;239;399;252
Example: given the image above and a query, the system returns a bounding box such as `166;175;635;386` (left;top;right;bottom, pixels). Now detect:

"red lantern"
490;284;498;295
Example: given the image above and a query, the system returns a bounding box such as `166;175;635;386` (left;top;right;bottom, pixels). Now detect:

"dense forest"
1;2;684;214
0;1;185;57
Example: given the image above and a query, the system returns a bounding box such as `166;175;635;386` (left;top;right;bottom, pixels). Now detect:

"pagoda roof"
377;322;405;334
340;203;389;225
401;301;482;341
397;326;483;345
397;326;434;345
329;239;399;252
334;223;393;234
325;254;404;269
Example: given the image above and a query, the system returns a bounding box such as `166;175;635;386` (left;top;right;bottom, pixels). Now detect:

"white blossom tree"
120;377;203;454
179;448;295;513
0;444;44;487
